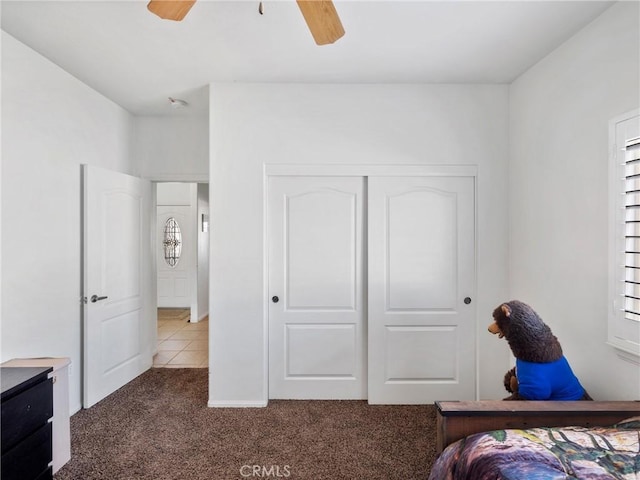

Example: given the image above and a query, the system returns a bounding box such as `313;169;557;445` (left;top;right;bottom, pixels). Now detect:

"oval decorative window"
163;217;182;267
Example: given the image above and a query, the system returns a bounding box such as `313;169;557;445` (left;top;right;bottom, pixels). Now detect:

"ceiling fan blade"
296;0;345;46
147;0;196;21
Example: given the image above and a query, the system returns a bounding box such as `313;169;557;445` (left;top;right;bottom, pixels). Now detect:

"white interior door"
268;176;366;399
83;165;153;408
368;176;476;404
157;205;194;309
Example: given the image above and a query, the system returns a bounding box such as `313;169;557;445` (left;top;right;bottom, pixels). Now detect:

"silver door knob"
91;295;108;303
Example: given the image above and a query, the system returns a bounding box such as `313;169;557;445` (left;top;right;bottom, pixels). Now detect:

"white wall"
133;115;209;181
197;183;209;321
1;29;4;368
157;182;193;205
1;32;136;413
209;83;511;405
509;2;640;400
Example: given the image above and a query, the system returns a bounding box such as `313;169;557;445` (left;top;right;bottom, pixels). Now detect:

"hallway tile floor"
153;311;208;368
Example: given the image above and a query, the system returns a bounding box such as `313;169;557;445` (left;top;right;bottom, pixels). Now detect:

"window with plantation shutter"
609;110;640;357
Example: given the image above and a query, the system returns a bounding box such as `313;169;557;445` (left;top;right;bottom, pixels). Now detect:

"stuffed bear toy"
488;300;592;401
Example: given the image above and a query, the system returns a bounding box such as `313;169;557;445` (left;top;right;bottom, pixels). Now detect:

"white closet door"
368;176;476;404
268;176;366;399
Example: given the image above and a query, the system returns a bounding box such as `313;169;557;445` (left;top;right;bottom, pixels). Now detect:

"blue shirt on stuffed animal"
516;356;586;400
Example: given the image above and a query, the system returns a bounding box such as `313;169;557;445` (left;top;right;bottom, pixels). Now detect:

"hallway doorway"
153;181;209;369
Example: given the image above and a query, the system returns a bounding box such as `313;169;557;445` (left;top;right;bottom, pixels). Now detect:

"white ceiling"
1;0;614;116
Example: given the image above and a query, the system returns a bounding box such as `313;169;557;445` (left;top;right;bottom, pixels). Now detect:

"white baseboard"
70;403;82;415
207;399;268;408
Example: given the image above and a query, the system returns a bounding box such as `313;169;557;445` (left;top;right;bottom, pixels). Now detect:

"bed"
430;401;640;480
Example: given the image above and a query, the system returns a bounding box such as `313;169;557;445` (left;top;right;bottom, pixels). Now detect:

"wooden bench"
435;400;640;453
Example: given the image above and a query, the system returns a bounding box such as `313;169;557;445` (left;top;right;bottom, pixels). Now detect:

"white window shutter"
610;112;640;357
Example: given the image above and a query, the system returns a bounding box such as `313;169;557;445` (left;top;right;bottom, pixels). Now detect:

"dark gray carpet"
55;369;437;480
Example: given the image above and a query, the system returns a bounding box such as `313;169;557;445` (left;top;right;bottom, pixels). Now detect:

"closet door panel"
368;176;476;404
268;176;366;399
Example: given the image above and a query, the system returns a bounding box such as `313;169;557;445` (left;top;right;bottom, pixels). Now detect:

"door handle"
91;295;108;303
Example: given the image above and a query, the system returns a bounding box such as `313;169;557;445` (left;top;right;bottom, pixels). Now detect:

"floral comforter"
429;417;640;480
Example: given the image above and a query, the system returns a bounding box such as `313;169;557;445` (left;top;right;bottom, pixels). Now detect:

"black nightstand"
1;366;54;480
